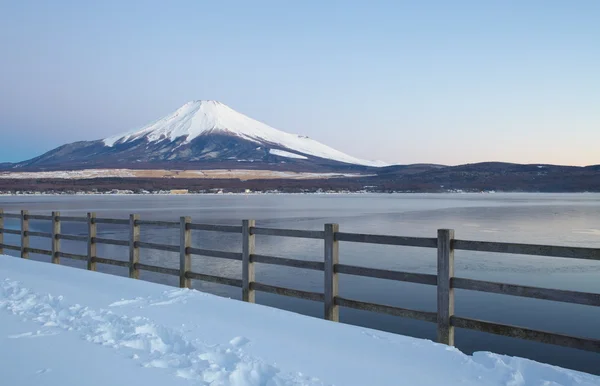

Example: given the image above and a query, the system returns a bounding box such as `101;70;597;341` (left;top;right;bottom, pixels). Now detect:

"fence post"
87;213;97;271
180;216;191;288
324;223;340;321
52;211;60;264
21;210;29;259
0;209;3;255
129;214;140;279
242;219;256;302
437;228;455;346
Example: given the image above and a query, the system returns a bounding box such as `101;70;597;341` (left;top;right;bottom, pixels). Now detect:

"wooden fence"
1;209;600;353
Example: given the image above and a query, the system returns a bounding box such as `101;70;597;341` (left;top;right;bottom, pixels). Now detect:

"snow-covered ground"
1;256;598;386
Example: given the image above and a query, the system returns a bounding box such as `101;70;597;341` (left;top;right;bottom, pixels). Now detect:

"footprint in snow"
109;297;145;307
229;336;250;348
8;330;58;339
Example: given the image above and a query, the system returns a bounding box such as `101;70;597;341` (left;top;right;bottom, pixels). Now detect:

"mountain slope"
12;101;387;172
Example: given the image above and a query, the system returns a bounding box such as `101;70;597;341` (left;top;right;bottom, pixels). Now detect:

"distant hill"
369;162;600;192
1;162;599;193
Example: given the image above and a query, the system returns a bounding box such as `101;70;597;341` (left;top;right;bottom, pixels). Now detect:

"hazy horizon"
1;1;599;166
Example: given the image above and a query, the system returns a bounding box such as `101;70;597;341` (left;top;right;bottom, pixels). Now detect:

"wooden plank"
188;247;242;261
58;216;88;223
242;219;255;302
336;264;437;285
0;212;21;219
250;282;325;302
335;297;437;323
0;243;21;251
58;252;88;261
57;234;88;242
136;220;180;228
454;239;600;261
21;210;29;259
1;228;21;235
27;214;53;221
437;229;455;346
52;211;60;264
251;227;325;239
188;223;242;233
180;216;191;288
136;263;180;276
251;254;325;271
451;316;600;353
93;218;129;225
26;231;52;238
24;247;53;256
336;232;438;248
93;257;130;268
129;214;140;279
452;277;600;307
87;213;97;271
186;271;243;288
136;241;179;253
93;237;130;247
324;223;339;321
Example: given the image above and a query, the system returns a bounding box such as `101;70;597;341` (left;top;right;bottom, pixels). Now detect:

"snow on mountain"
103;100;387;167
268;149;308;159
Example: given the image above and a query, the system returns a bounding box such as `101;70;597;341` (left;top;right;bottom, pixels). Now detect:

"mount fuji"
9;101;388;172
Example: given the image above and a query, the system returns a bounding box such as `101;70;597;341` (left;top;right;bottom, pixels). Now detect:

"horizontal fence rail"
188;247;242;261
1;229;21;235
451;316;600;353
188;223;242;233
452;277;600;307
336;264;438;286
27;214;53;221
454;239;600;261
335;297;438;323
251;227;325;240
1;209;600;363
336;232;438;248
92;237;130;247
93;256;129;268
251;254;325;271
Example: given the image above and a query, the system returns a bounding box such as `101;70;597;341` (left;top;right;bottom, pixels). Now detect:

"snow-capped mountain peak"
103;100;387;167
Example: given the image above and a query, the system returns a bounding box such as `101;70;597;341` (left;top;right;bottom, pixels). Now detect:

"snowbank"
1;256;598;386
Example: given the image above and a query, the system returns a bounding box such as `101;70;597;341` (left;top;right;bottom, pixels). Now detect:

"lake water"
1;193;599;374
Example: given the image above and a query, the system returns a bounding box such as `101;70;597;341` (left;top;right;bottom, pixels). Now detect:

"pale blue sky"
1;0;598;165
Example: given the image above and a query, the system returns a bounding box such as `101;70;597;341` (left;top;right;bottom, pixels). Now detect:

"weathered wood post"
180;216;191;288
242;219;256;302
0;209;4;255
87;212;97;271
21;210;29;259
324;223;340;321
129;214;140;279
51;211;60;264
437;229;455;346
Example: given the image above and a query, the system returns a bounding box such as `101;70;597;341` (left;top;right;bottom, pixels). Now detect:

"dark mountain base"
2;166;600;194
